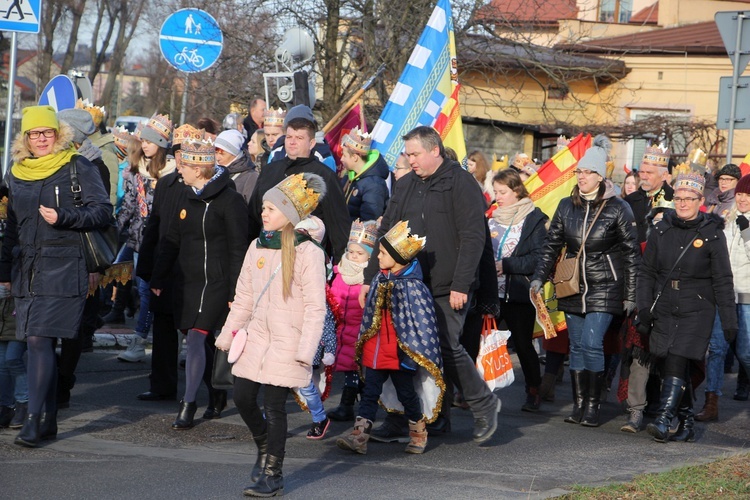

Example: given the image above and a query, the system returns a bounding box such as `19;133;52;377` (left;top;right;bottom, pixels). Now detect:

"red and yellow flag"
739;151;750;177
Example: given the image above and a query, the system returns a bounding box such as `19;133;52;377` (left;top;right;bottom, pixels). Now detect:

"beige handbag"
553;201;607;299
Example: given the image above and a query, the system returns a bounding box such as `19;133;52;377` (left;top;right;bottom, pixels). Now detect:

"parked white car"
113;116;148;133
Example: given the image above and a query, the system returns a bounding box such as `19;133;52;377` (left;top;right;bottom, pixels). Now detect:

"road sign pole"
180;73;189;126
728;14;746;165
3;33;19;177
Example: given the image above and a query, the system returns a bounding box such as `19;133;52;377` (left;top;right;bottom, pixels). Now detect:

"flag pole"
323;64;385;134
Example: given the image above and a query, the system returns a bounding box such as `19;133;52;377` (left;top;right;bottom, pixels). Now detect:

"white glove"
322;353;336;366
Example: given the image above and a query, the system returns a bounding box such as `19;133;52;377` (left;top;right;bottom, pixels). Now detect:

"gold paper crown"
263;108;286;128
76;98;106;126
341;127;372;156
512;153;531;170
180;139;215;167
145;113;173;141
689;148;708;167
382;220;426;263
641;143;670;169
673;172;705;196
349;219;379;250
651;190;675;210
173;123;206;146
277;173;322;221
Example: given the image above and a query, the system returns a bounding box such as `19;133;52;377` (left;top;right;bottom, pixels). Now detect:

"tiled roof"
566;21;726;55
475;0;578;25
629;2;658;25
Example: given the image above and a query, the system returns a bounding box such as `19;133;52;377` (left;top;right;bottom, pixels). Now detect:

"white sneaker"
117;335;147;362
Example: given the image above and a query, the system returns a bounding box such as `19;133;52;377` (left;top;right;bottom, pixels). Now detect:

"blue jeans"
706;307;750;394
298;380;327;423
564;312;613;372
114;246;153;336
0;340;28;406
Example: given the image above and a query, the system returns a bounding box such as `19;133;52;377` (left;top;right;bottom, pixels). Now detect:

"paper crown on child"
112;126;131;158
341;127;372;156
673;172;705;197
381;220;426;265
180;138;215;168
263;173;327;226
512;152;531;170
263;108;286;128
75;98;106;127
173;123;206;147
641;143;670;170
140;113;173;148
349;219;379;253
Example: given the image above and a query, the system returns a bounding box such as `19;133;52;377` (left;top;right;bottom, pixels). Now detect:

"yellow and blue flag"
371;0;467;168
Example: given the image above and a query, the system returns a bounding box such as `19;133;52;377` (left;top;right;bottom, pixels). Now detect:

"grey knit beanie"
283;104;315;128
576;134;611;178
58;108;96;144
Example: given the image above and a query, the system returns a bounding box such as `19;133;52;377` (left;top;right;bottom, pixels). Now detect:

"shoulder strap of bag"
253;263;282;313
649;232;700;313
69;157;83;208
575;200;607;259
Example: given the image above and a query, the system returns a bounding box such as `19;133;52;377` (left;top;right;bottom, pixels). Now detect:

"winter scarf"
12;147;77;181
491;196;535;226
258;228;315;249
337;252;366;285
76;138;103;162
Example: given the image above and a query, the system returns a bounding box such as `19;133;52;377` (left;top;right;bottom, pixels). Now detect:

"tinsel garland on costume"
355;277;445;423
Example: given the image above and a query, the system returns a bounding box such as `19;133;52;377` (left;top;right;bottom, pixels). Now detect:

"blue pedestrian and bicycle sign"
159;9;223;73
0;0;41;33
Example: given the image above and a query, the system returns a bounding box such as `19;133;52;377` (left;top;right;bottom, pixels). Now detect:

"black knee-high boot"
647;376;686;442
671;380;695;442
581;371;604;427
564;370;588;424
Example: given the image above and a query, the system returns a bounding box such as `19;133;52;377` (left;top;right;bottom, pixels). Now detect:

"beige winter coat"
216;238;326;389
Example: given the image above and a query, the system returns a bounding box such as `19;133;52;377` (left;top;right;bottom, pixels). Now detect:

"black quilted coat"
532;188;640;315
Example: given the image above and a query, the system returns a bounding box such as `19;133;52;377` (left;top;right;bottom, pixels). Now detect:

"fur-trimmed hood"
11;122;75;164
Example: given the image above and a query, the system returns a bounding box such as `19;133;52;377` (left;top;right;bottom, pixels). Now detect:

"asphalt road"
1;344;748;499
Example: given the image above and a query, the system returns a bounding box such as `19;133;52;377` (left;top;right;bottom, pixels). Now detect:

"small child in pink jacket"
216;173;327;497
327;219;379;422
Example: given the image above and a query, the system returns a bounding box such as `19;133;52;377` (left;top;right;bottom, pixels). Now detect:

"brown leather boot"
405;418;427;454
336;416;372;454
695;391;719;422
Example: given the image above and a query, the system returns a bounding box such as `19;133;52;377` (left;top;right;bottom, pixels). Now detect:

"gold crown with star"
341;127;372;156
382;220;426;263
263;107;286;128
180;138;215;167
76;98;106;126
641;143;670;169
349;219;379;250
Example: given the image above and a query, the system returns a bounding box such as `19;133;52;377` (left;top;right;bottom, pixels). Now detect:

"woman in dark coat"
531;135;639;427
150;140;249;430
637;172;737;442
488;169;548;411
0;106;113;447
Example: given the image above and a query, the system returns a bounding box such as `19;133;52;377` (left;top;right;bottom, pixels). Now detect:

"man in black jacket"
247;117;349;263
361;126;501;444
624;155;673;244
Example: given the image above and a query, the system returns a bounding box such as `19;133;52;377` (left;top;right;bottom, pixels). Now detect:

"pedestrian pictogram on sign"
159;9;223;73
0;0;41;34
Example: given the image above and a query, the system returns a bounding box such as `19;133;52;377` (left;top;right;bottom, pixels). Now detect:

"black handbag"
211;348;234;390
70;161;119;273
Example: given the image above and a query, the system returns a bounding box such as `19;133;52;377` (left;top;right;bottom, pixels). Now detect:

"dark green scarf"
257;229;318;249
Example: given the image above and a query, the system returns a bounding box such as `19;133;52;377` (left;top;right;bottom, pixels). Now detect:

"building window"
598;0;633;23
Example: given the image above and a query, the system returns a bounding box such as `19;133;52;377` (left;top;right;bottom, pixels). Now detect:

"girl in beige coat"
216;173;327;498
